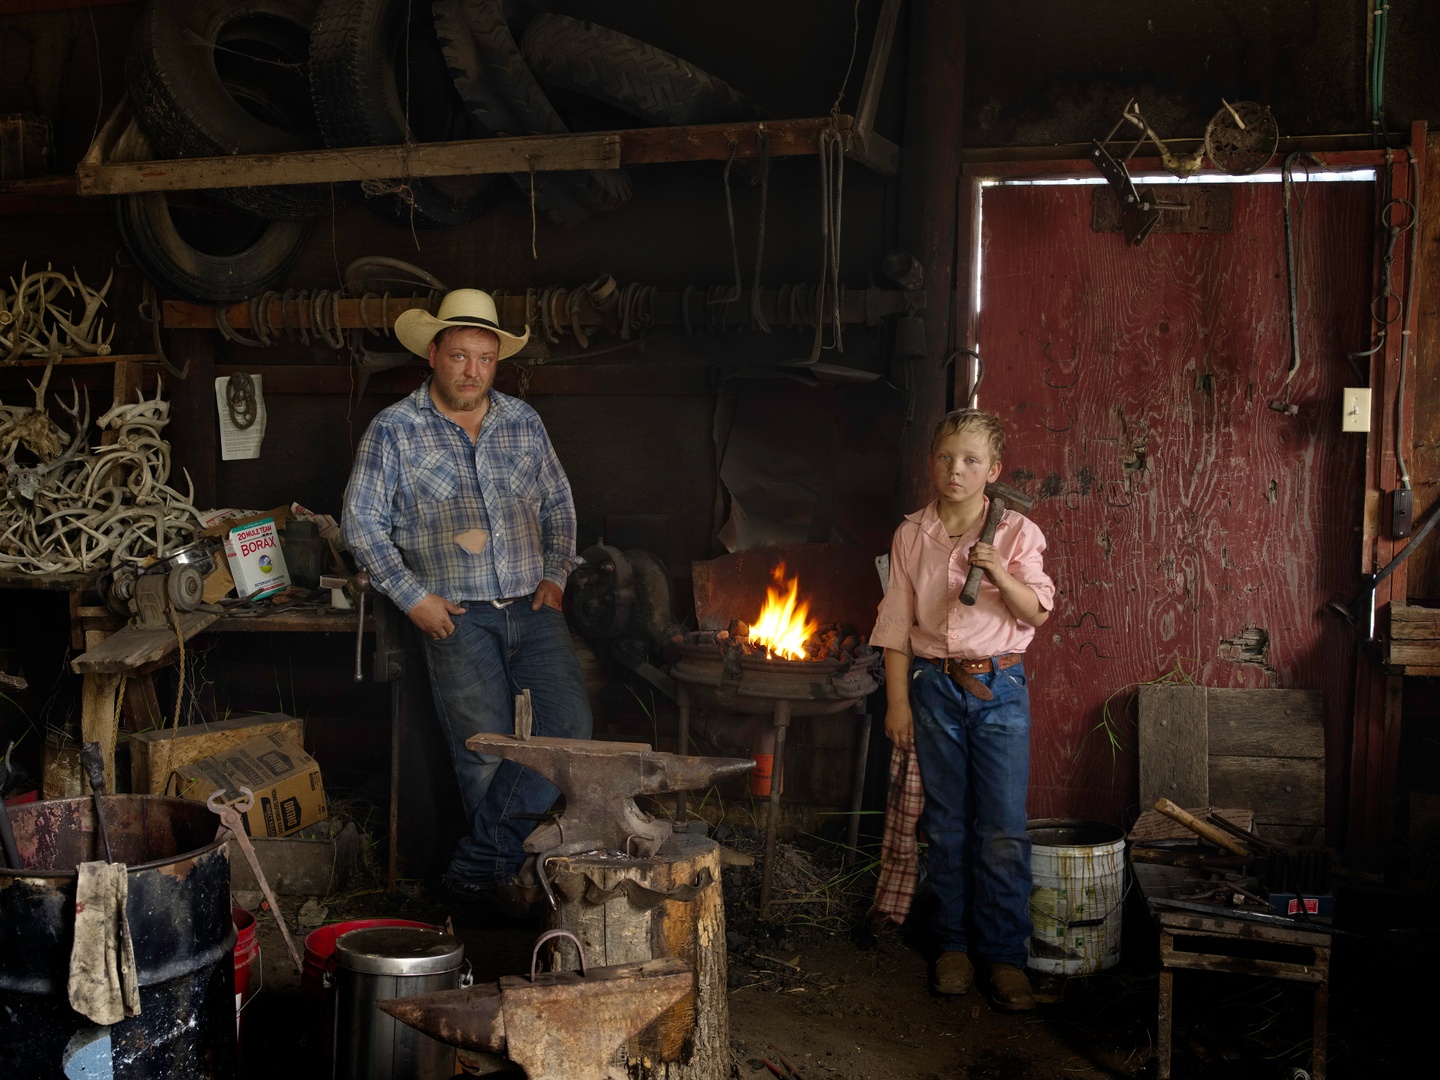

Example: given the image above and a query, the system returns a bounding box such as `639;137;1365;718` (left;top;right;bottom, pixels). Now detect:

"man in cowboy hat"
342;288;592;917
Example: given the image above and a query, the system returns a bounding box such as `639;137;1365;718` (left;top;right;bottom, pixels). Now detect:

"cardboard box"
223;516;291;599
129;712;305;794
170;733;326;838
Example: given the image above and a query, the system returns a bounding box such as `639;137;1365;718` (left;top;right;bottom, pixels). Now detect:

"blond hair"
930;408;1005;461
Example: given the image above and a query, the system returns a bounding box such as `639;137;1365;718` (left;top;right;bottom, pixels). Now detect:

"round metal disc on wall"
1204;101;1279;175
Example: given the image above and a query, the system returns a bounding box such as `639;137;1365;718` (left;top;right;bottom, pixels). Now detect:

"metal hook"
530;928;586;981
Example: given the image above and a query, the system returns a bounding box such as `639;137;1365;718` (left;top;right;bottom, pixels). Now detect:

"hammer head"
984;479;1034;512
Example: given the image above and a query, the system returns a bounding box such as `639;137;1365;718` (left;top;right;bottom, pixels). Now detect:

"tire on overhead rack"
106;123;307;305
108;195;308;306
519;13;761;127
125;0;334;220
310;0;501;229
431;0;631;226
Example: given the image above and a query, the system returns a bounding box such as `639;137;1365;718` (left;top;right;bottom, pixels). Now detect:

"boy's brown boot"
987;963;1035;1011
933;951;974;995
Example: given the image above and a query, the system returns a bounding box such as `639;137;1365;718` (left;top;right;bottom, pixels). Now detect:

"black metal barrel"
0;795;236;1079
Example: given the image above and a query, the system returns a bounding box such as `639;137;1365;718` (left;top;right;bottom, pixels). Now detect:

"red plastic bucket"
232;906;260;1038
302;919;435;999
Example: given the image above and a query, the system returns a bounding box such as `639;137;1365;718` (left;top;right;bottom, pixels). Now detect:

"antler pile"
0;365;200;575
0;263;115;360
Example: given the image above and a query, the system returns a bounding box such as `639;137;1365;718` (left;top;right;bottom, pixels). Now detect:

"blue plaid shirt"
341;382;578;613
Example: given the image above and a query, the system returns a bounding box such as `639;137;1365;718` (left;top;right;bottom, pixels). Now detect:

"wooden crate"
1386;604;1440;674
129;712;303;794
1138;686;1324;843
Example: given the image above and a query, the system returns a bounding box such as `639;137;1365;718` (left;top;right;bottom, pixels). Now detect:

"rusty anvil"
379;956;692;1080
465;734;752;859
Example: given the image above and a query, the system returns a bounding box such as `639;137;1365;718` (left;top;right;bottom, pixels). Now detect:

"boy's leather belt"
927;653;1022;702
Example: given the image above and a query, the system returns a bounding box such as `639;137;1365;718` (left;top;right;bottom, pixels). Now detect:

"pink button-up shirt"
870;499;1055;660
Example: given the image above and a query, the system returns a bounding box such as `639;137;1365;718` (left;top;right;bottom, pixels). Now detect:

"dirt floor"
236;828;1427;1079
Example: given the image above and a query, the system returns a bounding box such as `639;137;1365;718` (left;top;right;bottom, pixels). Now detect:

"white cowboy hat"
394;289;530;360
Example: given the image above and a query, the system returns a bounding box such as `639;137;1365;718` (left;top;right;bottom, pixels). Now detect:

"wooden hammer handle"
959;498;1007;606
1152;797;1252;856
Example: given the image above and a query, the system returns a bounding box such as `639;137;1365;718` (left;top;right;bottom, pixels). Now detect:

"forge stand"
671;645;876;913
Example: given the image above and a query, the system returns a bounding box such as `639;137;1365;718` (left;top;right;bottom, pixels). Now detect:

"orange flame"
748;564;818;660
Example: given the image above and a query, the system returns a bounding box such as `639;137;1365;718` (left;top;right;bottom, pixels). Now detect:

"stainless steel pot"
331;926;466;1080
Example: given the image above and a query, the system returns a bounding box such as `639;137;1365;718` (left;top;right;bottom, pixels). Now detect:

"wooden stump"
541;833;727;1080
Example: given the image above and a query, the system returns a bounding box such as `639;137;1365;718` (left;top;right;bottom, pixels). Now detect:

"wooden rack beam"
77;116;874;197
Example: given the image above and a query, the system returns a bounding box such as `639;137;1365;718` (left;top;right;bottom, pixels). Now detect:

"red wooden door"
976;178;1372;827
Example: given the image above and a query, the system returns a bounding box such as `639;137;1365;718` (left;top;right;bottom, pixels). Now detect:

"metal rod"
674;685;691;823
388;678;402;894
80;741;114;863
844;702;871;863
760;699;792;914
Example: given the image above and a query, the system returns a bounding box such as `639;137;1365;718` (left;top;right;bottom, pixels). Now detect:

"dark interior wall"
964;0;1440;146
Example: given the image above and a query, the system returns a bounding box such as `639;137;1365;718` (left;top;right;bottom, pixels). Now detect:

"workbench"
67;594;409;890
1134;861;1334;1079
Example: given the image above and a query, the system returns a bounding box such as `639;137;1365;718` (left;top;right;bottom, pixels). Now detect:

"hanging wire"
1393;155;1420;490
750;131;772;333
710;143;744;322
830;0;863;118
1370;0;1390;146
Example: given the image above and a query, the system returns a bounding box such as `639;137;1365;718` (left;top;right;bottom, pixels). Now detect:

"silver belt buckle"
489;597;518;609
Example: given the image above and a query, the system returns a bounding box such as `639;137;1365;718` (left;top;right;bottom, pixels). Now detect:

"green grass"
1077;661;1200;775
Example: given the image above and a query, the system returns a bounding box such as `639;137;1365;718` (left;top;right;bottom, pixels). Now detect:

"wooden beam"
79;133;622;195
76;117;865;197
895;0;965;510
845;0;903;178
1408;131;1440;599
962;138;1400;173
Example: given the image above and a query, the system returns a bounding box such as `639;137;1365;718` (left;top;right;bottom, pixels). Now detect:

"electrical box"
1341;388;1371;433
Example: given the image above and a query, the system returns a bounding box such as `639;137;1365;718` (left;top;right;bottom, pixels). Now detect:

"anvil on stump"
378;956;693;1080
464;735;753;859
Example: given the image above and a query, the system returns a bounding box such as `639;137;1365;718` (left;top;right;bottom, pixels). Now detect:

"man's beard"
437;383;487;412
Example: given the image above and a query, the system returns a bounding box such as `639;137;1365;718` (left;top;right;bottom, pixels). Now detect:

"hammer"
959;480;1036;606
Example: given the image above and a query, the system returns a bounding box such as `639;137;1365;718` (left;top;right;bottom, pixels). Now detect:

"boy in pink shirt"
870;409;1054;1010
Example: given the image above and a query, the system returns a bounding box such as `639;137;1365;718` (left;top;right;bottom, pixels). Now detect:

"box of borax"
169;733;326;838
224;516;291;599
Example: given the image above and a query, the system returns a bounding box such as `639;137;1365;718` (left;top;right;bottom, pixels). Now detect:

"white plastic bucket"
1026;818;1126;975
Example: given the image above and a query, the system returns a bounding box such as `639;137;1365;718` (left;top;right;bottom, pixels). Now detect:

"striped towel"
868;745;925;926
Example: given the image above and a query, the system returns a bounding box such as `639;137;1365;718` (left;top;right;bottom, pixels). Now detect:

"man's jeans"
422;601;593;888
909;655;1033;966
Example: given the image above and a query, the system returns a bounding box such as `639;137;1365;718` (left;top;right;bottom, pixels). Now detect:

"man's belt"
486;596;531;608
927;653;1023;702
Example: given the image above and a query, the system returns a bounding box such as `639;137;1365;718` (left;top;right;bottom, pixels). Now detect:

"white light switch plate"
1341;388;1371;432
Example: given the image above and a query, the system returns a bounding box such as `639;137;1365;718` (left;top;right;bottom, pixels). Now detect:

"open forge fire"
681;563;875;667
748;565;818;660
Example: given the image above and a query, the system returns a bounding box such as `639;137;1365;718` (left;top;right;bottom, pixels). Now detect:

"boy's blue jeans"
909;655;1033;966
422;601;593;888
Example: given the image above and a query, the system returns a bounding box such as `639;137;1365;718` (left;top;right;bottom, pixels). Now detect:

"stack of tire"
114;0;759;305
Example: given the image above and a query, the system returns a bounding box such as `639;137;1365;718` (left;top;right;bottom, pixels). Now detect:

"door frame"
953;127;1425;846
